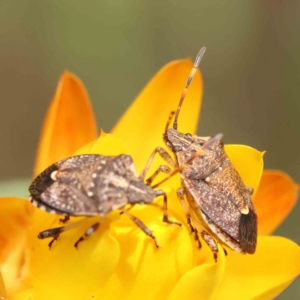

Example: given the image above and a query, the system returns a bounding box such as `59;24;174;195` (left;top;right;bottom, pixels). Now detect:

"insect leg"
59;215;70;223
146;165;171;186
176;188;194;234
200;230;219;262
246;186;254;195
38;217;91;248
155;190;181;226
122;209;160;248
194;230;202;249
74;219;104;249
139;147;176;180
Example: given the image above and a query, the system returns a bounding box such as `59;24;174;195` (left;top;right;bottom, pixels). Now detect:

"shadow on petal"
0;272;7;299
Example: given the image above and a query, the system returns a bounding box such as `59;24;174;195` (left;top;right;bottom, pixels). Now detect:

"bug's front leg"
139;147;176;181
146;165;171;186
154;190;181;226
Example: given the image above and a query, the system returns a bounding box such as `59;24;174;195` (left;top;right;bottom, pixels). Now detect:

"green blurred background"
0;0;299;298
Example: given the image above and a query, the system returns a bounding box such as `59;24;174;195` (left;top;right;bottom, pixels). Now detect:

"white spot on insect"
87;191;94;197
32;200;38;206
219;167;223;171
86;227;95;236
28;196;32;201
241;206;249;215
39;205;46;211
49;210;57;214
90;182;95;188
205;177;210;182
51;170;58;181
92;173;97;178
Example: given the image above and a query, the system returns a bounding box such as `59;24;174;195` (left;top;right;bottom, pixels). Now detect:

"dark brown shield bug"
29;154;181;248
143;47;257;261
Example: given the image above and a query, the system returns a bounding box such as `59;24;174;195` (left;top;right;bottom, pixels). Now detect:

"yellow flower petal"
74;130;126;156
19;209;120;300
103;201;195;299
167;244;226;300
34;71;98;177
112;58;202;172
214;236;300;300
0;197;32;293
254;170;299;235
225;145;264;195
0;197;32;265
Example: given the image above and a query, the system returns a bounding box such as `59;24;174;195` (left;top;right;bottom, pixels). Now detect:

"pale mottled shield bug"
142;47;257;261
29;153;181;248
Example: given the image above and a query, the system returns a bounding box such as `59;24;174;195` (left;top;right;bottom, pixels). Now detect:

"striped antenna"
173;47;206;130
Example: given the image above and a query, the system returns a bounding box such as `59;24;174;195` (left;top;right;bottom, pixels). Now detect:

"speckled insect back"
29;154;181;248
144;47;257;261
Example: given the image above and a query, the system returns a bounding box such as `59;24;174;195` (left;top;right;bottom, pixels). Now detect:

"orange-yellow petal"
254;170;299;235
15;209;121;300
34;71;98;177
167;244;226;300
103;199;195;299
112;58;202;172
225;145;264;196
0;197;32;293
214;236;300;300
0;197;32;265
0;272;7;299
74;130;126;156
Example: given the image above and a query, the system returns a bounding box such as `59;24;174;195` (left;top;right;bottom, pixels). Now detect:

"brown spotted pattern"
166;128;257;254
29;154;156;216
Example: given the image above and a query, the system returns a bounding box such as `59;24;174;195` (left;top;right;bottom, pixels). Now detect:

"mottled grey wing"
90;154;138;214
184;178;241;241
29;154;116;216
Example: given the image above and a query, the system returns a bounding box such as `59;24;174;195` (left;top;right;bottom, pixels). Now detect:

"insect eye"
199;141;205;146
173;146;182;152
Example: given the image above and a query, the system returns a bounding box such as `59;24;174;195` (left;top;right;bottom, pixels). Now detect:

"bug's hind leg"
38;227;64;248
38;217;91;248
74;219;103;249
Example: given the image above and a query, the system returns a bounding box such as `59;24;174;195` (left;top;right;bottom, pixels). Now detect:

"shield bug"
29;153;181;249
143;47;257;261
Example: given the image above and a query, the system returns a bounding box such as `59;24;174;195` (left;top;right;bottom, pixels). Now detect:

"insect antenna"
173;46;206;130
151;133;223;188
163;111;175;140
